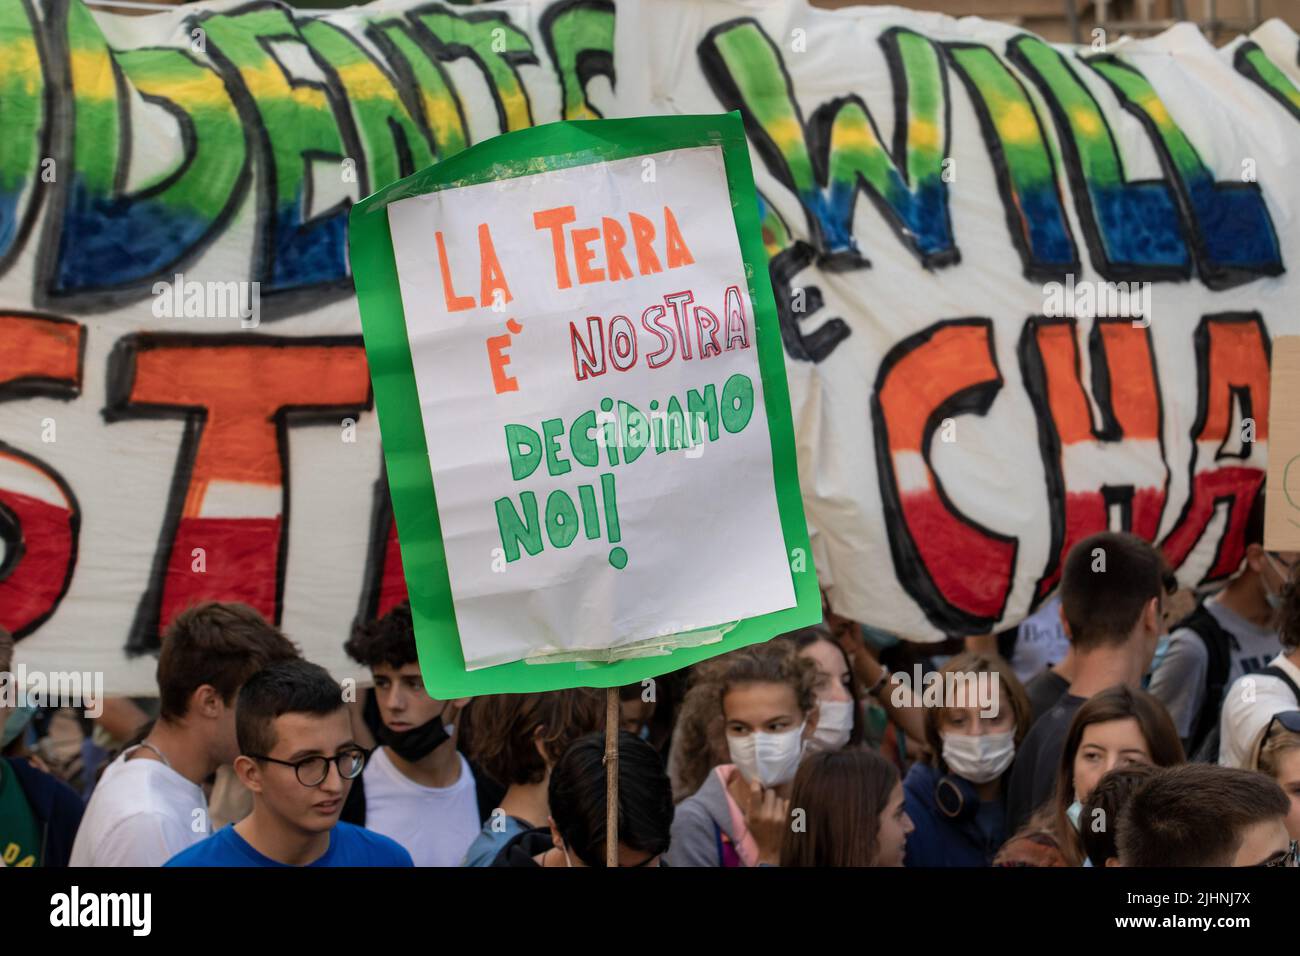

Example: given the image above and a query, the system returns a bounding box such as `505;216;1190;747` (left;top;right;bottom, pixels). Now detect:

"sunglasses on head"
1264;710;1300;739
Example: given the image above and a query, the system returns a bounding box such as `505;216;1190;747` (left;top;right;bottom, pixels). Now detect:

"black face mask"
363;688;452;762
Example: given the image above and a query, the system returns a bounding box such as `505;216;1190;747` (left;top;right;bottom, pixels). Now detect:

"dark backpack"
1177;603;1236;761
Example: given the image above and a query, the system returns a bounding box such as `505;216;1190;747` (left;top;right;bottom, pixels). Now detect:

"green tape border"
348;112;820;697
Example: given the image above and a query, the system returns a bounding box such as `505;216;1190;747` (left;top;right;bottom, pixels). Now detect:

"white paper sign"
387;146;796;669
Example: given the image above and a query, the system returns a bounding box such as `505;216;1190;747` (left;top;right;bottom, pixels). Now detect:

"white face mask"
809;699;854;752
728;723;806;788
940;729;1016;784
1263;553;1290;610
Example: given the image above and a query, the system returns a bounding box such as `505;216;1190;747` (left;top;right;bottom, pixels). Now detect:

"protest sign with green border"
349;111;820;697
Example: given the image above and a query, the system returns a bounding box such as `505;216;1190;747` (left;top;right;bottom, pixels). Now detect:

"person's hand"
822;591;879;679
744;778;790;866
25;753;53;776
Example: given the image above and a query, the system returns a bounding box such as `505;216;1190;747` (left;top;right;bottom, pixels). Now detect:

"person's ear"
233;754;262;794
547;815;563;851
1105;857;1122;867
1244;542;1266;575
1057;604;1072;640
1144;596;1163;636
533;724;549;765
191;684;224;721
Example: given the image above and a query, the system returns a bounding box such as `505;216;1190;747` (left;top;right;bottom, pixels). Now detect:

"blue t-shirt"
461;815;528;867
165;822;413;868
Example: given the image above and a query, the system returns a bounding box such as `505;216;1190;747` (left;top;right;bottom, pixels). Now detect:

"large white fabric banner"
2;0;1298;691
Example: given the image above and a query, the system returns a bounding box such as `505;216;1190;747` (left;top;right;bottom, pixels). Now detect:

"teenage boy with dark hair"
1005;532;1171;833
166;659;411;866
492;730;674;867
71;602;299;866
1078;764;1154;867
341;602;485;866
1117;763;1295;866
1148;491;1295;758
0;627;84;867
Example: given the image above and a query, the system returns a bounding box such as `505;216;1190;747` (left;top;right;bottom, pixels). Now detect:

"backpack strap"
1260;665;1300;705
467;757;504;827
1175;603;1235;754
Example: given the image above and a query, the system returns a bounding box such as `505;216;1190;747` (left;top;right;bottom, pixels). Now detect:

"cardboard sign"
1264;336;1300;551
350;113;820;694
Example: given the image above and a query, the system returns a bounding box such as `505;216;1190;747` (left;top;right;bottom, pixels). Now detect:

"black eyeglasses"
1257;839;1299;868
246;747;369;787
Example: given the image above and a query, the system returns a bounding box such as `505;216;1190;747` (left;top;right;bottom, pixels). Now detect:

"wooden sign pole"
605;685;619;867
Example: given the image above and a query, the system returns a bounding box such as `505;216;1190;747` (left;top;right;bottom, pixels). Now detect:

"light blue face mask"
1;704;38;749
1067;799;1083;831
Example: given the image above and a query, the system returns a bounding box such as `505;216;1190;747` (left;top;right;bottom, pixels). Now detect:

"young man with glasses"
165;659;411;867
1148;491;1298;759
1117;763;1297;867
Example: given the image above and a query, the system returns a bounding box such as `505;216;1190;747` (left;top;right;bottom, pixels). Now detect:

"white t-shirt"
1219;652;1300;769
361;747;479;867
70;751;209;866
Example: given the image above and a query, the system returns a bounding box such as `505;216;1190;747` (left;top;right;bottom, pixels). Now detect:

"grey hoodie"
666;767;739;867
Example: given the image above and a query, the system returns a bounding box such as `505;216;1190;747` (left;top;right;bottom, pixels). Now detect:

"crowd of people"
3;501;1299;867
